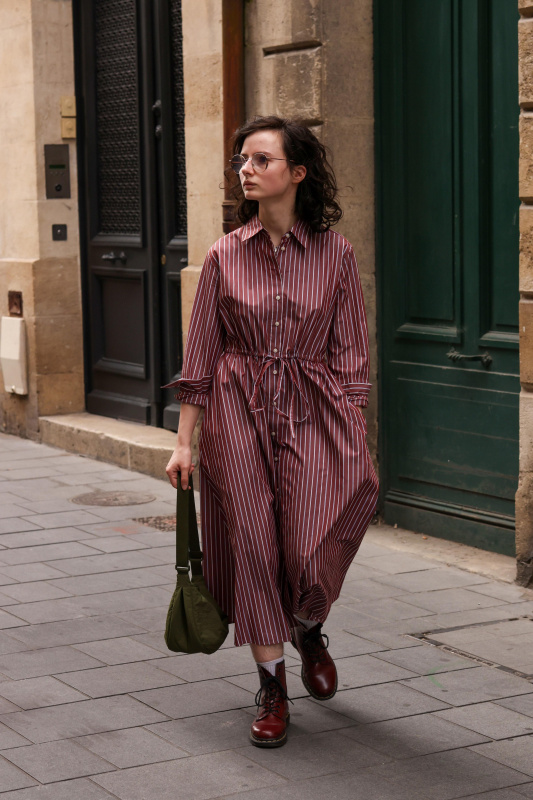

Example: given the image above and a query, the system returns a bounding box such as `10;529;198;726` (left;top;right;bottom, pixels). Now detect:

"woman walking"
165;116;379;748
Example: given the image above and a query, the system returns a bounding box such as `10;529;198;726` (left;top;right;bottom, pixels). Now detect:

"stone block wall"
180;0;224;353
244;0;378;462
0;0;84;438
518;2;533;584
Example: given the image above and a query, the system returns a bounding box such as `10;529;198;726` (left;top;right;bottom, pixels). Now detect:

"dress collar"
238;215;311;249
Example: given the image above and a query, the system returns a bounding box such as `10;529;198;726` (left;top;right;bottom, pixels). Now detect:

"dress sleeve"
326;243;372;407
163;248;225;406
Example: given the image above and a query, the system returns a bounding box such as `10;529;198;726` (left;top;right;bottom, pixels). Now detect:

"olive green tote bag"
164;475;229;654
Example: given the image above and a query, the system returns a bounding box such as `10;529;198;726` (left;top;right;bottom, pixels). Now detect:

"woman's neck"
258;204;298;247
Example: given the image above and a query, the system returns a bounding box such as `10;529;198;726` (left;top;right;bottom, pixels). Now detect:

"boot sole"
291;636;338;701
249;715;290;748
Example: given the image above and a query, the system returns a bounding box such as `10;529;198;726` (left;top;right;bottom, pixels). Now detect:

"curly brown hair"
225;116;343;233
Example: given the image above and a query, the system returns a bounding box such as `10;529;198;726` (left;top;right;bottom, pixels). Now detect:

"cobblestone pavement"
0;432;531;798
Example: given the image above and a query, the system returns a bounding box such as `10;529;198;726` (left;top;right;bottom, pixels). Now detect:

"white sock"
295;615;316;630
258;656;284;676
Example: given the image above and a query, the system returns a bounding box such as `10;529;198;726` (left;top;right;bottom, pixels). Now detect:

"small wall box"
0;317;28;395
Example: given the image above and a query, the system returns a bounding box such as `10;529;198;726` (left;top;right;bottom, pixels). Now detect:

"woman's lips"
243;182;255;188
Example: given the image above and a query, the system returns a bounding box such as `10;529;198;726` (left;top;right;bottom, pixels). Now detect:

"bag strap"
175;474;203;578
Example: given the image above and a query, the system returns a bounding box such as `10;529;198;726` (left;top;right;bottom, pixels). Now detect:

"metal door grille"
95;0;142;235
170;0;187;236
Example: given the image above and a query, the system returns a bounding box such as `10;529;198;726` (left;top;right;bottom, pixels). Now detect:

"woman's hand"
166;403;203;490
166;444;195;491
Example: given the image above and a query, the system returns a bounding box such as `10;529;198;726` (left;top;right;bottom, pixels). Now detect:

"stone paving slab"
0;696;169;743
74;727;188;768
0;432;532;797
436;703;533;740
400;667;533;706
235;729;390;780
472;737;533;777
91;751;287;800
5;614;147;649
340;713;489;758
0;676;87;710
72;636;164;665
1;740;116;783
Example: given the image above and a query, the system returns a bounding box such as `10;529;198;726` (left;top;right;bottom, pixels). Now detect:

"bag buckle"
175;565;189;574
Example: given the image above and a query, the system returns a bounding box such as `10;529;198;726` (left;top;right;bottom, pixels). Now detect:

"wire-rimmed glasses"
230;153;294;174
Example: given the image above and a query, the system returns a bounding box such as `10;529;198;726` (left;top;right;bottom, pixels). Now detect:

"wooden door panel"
376;0;519;554
392;370;519;505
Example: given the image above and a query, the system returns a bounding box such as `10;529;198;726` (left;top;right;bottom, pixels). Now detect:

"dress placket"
269;233;287;491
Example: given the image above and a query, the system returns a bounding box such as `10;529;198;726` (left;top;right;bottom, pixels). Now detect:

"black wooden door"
74;0;187;429
375;0;520;555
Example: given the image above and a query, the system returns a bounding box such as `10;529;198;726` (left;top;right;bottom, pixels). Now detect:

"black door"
74;0;187;430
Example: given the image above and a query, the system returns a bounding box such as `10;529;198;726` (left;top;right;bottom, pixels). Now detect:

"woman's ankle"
250;642;284;664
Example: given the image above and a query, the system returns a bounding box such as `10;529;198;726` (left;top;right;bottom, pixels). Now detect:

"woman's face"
238;129;305;205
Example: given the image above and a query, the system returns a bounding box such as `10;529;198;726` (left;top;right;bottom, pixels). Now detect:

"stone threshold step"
39;412;179;482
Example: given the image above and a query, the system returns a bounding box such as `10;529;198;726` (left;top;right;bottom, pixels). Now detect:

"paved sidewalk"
0;433;531;798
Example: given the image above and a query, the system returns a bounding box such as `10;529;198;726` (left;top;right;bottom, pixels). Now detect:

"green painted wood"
375;0;519;553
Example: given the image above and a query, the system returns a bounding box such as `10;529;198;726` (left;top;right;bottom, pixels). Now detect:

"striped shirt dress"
167;215;379;647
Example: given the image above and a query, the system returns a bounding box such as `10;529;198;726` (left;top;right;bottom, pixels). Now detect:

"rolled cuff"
162;376;212;407
175;391;208;406
342;382;371;407
346;394;369;407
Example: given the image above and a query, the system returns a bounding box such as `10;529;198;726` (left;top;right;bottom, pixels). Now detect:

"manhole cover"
72;490;156;507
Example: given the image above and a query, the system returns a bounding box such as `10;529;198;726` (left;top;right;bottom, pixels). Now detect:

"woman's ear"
291;164;307;184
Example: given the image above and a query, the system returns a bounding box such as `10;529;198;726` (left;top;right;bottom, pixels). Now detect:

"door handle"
446;348;492;368
101;251;127;265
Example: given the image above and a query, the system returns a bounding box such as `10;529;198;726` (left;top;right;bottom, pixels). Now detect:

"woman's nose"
240;157;254;177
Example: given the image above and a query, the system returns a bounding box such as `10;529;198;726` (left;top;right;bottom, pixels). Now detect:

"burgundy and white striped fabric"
168;215;379;646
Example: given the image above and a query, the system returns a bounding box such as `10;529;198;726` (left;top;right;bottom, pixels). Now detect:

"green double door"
375;0;520;555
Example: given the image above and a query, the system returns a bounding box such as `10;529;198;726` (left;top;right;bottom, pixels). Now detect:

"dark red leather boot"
249;661;291;748
291;622;338;700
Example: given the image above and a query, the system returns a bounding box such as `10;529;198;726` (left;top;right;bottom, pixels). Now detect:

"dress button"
274;456;279;462
273;369;278;375
281;246;285;251
271;431;275;436
273;401;277;406
275;321;280;327
273;348;278;353
276;295;280;300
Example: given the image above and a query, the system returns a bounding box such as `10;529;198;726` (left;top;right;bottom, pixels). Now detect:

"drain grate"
135;514;202;531
136;515;176;531
72;490;156;507
416;616;533;682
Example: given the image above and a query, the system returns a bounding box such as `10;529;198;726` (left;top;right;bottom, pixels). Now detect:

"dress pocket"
345;398;367;434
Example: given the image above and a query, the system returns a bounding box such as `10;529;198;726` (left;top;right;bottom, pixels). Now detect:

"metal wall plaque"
44;144;71;199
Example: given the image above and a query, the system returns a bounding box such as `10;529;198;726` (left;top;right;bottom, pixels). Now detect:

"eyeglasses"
229;153;294;174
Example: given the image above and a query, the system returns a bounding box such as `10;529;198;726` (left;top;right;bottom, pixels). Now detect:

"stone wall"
518;1;533;584
244;0;378;462
0;0;83;438
180;0;225;351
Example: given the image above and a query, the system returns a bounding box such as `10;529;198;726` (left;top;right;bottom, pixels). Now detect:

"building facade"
0;0;531;582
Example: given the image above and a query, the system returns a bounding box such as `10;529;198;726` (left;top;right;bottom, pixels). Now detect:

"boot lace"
302;624;330;665
254;674;292;719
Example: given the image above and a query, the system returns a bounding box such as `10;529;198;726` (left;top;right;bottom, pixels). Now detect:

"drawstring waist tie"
224;345;326;438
